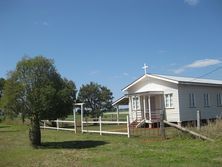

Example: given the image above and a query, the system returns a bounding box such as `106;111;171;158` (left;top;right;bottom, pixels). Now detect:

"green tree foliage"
0;56;76;146
77;82;113;118
0;77;23;119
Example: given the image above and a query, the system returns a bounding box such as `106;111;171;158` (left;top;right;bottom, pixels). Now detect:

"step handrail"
136;119;146;128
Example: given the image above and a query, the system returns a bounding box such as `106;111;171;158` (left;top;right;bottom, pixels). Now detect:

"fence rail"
82;116;130;138
82;120;127;124
40;119;77;133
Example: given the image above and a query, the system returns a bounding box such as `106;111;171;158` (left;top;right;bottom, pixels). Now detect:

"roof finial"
142;63;148;74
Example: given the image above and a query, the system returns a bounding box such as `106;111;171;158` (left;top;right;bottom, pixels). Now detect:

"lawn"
0;120;222;167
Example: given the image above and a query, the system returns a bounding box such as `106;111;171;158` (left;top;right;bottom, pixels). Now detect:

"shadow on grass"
41;140;109;149
0;130;21;133
0;125;11;128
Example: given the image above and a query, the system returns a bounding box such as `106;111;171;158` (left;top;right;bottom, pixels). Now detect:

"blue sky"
0;0;222;99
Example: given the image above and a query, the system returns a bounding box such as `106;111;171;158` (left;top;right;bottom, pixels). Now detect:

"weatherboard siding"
164;84;180;123
127;77;177;94
178;85;222;121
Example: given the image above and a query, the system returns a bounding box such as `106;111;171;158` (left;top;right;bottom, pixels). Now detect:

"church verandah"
113;91;165;128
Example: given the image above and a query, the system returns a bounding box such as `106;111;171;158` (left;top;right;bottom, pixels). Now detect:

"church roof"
122;74;222;92
156;74;222;85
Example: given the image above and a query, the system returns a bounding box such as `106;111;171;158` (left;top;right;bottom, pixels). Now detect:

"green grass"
1;120;222;167
102;113;128;121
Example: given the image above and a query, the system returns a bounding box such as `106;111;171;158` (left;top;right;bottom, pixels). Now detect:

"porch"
112;91;165;128
128;91;164;127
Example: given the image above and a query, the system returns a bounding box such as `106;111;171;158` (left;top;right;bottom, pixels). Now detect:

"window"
217;93;222;107
165;94;173;108
189;93;196;108
132;96;140;110
204;93;210;107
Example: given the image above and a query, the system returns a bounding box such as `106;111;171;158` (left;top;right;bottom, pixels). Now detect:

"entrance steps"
130;119;146;128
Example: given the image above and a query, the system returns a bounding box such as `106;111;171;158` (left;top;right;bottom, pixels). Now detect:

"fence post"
99;116;102;136
117;105;119;125
160;110;165;139
81;104;83;133
43;121;46;129
197;110;201;130
56;119;59;130
74;109;77;134
127;115;130;138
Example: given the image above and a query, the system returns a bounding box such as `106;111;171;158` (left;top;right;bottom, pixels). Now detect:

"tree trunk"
22;113;25;124
29;116;41;147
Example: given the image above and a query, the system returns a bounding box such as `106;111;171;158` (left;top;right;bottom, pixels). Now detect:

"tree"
0;78;5;118
0;56;76;146
0;77;22;120
77;82;113;118
0;78;5;99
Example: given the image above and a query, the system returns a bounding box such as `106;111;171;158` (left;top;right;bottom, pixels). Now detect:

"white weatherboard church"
114;65;222;128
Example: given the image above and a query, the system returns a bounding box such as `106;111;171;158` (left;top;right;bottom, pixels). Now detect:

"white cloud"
184;0;199;6
174;59;222;74
123;72;129;76
174;68;185;74
186;59;222;68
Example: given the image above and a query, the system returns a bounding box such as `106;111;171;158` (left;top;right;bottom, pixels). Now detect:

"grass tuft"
199;119;222;140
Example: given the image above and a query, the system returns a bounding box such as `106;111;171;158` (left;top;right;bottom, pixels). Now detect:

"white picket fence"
41;119;77;133
82;115;130;138
40;102;130;138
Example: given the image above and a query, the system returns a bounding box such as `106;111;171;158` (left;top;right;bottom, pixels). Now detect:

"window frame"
217;93;222;107
204;93;210;107
189;93;196;108
165;93;173;108
132;96;140;110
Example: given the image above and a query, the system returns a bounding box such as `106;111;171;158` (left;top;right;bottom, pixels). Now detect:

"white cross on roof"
142;63;148;74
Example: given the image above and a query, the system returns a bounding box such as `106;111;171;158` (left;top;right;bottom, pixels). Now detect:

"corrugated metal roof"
156;74;222;85
122;74;222;92
112;96;129;106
